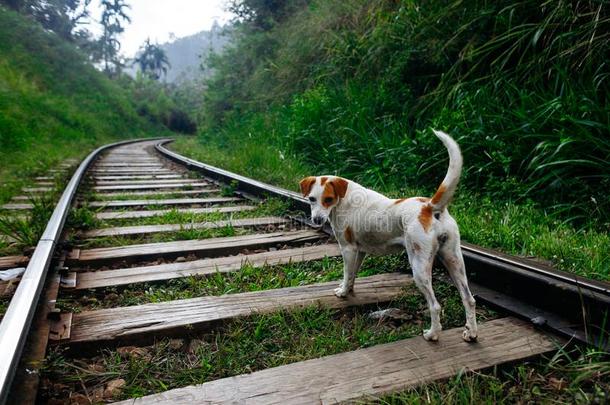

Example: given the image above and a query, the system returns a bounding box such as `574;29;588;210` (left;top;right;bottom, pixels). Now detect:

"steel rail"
0;137;168;404
156;139;609;349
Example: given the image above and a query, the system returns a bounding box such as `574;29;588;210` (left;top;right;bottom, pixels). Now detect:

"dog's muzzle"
312;216;326;226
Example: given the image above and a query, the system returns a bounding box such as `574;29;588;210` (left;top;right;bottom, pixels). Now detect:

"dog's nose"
312;216;325;226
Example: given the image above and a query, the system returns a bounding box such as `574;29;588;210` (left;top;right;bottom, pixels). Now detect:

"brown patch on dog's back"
299;176;316;196
418;204;433;232
344;226;354;244
431;184;446;205
416;197;430;203
393;198;407;205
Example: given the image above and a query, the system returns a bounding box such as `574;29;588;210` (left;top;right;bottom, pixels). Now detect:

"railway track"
0;138;607;404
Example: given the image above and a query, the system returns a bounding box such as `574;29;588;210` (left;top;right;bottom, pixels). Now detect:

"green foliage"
122;74;197;134
379;348;610;404
0;6;164;204
98;0;131;75
0;0;93;41
0;194;55;246
133;38;170;81
202;0;610;226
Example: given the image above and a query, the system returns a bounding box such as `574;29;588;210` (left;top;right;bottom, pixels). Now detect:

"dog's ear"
299;176;316;196
329;177;348;198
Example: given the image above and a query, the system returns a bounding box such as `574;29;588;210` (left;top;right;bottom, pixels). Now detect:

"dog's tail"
429;130;463;212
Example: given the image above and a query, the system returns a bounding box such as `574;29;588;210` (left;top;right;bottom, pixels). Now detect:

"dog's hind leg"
407;241;442;341
335;248;366;298
438;229;478;342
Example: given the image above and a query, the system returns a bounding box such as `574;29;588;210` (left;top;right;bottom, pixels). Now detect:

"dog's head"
299;176;348;226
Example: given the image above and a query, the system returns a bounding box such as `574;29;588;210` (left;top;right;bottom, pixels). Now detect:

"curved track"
0;138;607;404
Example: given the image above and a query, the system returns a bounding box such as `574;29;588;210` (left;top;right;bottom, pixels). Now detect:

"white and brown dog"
299;130;477;342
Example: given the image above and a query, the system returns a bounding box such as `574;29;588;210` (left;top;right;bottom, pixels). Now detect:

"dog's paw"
423;329;439;342
462;327;478;342
334;286;349;298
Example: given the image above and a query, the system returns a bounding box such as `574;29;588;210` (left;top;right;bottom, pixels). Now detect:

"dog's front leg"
335;248;366;298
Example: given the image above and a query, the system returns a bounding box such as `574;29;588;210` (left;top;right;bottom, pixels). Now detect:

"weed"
0;194;55;247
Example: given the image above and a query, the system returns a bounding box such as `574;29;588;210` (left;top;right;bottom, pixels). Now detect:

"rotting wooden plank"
114;317;558;405
75;244;341;289
88;197;242;208
94;179;203;186
95;205;254;220
67;230;323;265
67;273;410;344
81;216;289;238
93;175;184;181
0;255;28;270
1;203;33;210
94;189;221;198
94;182;209;191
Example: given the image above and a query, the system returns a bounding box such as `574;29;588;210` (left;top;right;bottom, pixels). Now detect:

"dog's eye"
308;197;316;202
324;197;334;204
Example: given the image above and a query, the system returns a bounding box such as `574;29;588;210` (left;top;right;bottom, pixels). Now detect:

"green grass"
0;191;59;254
171;139;610;282
91;190;223;201
376;347;610;404
75;223;252;249
200;0;610;225
0;6;168;207
93;198;291;229
169;137;307;191
44;276;499;402
57;254;401;311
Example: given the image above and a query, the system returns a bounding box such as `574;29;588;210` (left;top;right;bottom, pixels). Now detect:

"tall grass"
201;0;610;227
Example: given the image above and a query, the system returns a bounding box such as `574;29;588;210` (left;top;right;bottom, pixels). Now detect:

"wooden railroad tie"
112;317;558;405
67;230;326;265
56;273;410;345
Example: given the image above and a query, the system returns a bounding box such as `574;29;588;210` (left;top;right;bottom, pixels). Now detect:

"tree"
99;0;130;76
228;0;309;31
1;0;92;40
134;38;171;81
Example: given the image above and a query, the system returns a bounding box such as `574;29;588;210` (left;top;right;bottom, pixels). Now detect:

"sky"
89;0;234;57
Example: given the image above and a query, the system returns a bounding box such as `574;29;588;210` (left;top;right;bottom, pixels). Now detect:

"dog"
299;130;477;342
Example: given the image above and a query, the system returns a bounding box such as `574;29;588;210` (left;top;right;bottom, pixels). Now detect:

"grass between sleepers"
74;224;249;249
69;199;288;229
376;347;609;404
91;190;223;201
0;184;66;256
44;277;500;403
56;253;402;312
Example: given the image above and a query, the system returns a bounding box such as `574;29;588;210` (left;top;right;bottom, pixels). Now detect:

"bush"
200;0;610;226
166;109;197;134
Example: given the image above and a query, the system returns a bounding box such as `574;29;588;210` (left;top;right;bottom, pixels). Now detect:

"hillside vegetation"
172;0;609;281
0;6;165;203
196;0;609;227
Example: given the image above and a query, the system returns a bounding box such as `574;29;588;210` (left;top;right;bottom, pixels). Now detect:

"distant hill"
131;22;231;83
